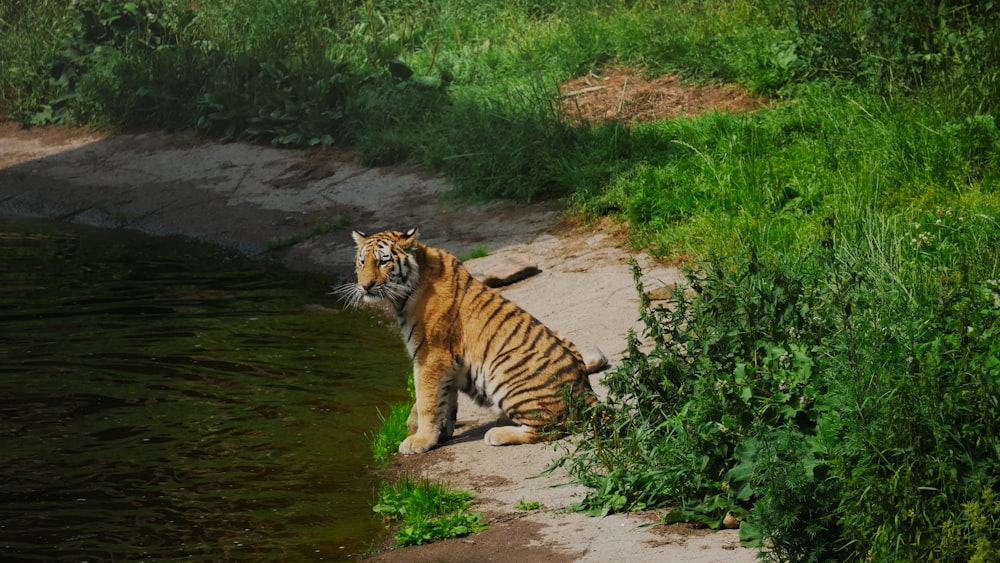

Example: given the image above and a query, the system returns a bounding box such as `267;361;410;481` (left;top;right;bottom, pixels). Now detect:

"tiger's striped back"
341;228;597;454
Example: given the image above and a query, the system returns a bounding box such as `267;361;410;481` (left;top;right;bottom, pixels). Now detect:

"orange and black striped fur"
338;228;598;454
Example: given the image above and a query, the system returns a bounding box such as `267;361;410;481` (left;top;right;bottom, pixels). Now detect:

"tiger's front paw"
398;433;436;455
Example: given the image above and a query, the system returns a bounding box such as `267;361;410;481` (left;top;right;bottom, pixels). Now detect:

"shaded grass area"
5;0;1000;559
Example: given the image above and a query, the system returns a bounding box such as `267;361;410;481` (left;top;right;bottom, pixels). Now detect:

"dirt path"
0;123;758;562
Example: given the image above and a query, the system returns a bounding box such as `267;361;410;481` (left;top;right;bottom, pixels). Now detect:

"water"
0;218;411;561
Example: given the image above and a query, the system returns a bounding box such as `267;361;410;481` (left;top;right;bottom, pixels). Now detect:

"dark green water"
0;219;411;561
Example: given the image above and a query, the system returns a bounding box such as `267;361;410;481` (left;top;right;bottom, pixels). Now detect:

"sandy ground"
0;123;759;562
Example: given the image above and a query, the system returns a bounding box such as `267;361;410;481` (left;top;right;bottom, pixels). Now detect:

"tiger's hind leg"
439;384;458;441
484;424;547;446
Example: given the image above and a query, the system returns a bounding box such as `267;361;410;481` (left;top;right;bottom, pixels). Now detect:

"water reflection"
0;219;410;561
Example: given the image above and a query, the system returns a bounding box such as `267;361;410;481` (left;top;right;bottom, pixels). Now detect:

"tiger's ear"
399;228;418;249
351;230;367;248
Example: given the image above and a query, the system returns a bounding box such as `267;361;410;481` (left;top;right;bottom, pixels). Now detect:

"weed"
112;209;131;228
373;475;486;547
937;487;1000;562
368;377;484;547
515;499;543;511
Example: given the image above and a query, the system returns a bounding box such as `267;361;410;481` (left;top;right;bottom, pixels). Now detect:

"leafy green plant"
373;475;487;547
368;373;485;547
558;248;840;522
515;499;543;511
736;426;844;561
45;0;198;126
788;0;999;101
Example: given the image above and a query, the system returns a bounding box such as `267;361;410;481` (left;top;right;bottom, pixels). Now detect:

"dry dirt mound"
560;67;768;124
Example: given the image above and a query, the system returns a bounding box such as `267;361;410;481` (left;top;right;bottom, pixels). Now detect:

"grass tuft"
458;245;489;262
370;402;411;464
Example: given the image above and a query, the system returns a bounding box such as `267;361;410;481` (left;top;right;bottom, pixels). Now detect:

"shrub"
559;208;1000;559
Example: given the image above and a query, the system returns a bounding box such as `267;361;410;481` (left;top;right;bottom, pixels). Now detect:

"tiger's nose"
361;280;376;293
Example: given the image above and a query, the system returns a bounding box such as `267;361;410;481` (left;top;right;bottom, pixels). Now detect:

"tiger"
336;228;600;455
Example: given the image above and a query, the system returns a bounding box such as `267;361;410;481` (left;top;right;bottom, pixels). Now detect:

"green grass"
370;401;411;464
579;86;1000;261
265;215;351;250
6;1;996;204
458;245;489;262
373;475;486;547
370;369;414;464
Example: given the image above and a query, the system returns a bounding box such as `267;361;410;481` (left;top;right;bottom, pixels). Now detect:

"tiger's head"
335;228;420;307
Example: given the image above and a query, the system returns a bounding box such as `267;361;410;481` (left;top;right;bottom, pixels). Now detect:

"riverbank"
0;123;757;561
